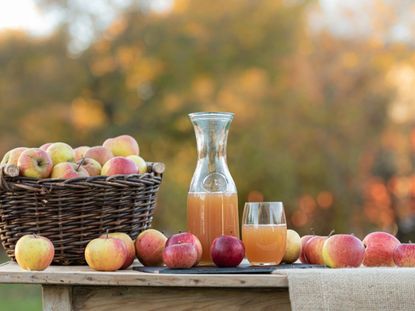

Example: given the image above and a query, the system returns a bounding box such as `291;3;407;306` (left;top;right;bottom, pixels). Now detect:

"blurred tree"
0;0;414;240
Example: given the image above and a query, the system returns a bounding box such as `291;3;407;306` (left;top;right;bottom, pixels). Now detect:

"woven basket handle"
147;162;165;175
0;164;19;191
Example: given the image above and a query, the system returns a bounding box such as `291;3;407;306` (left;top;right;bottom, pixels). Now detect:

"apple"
393;243;415;267
283;229;301;264
15;234;55;271
322;234;365;268
135;229;167;266
85;236;128;271
211;235;245;267
17;148;53;178
101;232;135;269
101;157;138;176
84;146;113;166
166;232;202;266
163;243;198;268
74;146;90;162
103;135;139;157
299;235;314;264
304;236;327;265
363;232;400;267
77;158;101;176
127;155;147;174
51;162;89;179
46;142;75;165
1;147;28;166
39;143;53;151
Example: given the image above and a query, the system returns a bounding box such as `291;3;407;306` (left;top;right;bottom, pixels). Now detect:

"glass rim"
244;201;284;205
189;111;234;121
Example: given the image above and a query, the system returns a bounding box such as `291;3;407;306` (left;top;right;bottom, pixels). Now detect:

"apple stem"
409;240;412;243
328;229;335;237
106;229;109;239
76;157;86;172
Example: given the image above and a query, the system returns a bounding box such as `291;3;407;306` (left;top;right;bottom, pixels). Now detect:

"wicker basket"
0;162;164;265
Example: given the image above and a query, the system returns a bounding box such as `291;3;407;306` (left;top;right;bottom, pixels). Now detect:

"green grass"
0;248;42;311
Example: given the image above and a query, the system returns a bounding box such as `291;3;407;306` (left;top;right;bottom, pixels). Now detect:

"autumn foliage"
0;0;415;239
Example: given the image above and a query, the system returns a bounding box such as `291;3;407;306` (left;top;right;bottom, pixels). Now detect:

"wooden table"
0;261;290;311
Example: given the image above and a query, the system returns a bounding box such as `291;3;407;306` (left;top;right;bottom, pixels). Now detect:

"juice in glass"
187;192;239;264
242;223;287;265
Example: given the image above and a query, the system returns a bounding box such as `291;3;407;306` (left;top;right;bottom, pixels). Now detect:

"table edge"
0;262;288;288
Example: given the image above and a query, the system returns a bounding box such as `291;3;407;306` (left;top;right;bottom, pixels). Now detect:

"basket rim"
0;161;164;192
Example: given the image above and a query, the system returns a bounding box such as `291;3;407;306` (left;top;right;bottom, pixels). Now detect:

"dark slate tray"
133;263;325;274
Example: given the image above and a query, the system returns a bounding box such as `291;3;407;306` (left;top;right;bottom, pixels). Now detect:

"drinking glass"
242;202;287;265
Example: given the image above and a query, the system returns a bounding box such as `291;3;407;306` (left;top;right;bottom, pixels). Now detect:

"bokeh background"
1;0;415;309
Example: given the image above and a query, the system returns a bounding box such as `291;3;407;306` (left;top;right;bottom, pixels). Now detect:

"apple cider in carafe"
187;112;239;265
187;192;239;263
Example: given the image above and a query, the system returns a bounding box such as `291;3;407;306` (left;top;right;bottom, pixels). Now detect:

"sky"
0;0;171;36
0;0;60;35
0;0;412;45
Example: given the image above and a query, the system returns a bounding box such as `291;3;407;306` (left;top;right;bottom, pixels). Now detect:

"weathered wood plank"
0;262;288;288
72;286;291;311
42;285;72;311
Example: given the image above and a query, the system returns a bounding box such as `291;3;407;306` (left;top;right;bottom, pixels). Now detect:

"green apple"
47;142;75;165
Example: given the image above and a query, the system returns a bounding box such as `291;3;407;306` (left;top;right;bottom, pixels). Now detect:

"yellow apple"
282;229;301;264
101;232;135;269
85;236;128;271
15;235;55;271
46;142;75;165
127;155;147;174
1;147;28;166
17;148;53;178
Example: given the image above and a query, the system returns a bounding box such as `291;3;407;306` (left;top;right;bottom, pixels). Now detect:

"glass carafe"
187;112;239;264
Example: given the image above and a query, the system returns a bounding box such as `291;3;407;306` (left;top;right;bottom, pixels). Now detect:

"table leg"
42;285;73;311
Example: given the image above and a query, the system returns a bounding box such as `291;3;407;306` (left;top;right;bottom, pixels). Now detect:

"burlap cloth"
273;268;415;311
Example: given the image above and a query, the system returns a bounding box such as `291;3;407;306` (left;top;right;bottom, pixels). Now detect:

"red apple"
322;234;365;268
84;146;113;166
135;229;167;266
211;235;245;267
363;232;400;267
304;236;327;265
101;232;135;269
78;158;101;176
166;232;202;266
163;243;198;268
101;156;138;176
393;243;415;267
46;142;75;165
103;135;139;157
299;235;314;264
85;236;128;271
15;234;55;271
17;148;53;178
1;147;28;166
51;162;89;179
74;146;90;162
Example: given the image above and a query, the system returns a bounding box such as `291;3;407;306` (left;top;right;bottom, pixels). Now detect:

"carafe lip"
189;111;234;121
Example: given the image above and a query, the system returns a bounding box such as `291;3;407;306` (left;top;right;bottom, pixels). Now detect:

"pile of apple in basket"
0;135;147;178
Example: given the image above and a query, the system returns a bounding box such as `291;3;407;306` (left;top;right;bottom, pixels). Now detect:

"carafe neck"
189;112;236;193
190;112;232;164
